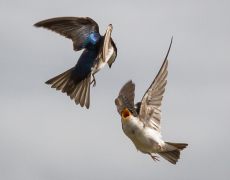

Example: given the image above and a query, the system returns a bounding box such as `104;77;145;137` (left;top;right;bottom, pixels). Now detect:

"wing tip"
164;36;173;62
34;20;46;27
33;22;40;27
125;80;135;87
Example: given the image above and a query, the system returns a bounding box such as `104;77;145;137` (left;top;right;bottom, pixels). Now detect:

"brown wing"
107;38;118;68
97;24;117;66
115;81;135;115
102;24;113;63
34;17;99;51
138;38;173;132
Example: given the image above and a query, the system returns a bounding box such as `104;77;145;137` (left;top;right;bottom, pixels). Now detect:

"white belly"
122;118;164;153
91;46;114;74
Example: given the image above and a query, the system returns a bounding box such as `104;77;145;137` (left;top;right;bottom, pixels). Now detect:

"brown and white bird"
115;38;188;164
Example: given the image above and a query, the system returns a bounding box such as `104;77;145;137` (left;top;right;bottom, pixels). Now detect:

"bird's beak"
121;108;131;119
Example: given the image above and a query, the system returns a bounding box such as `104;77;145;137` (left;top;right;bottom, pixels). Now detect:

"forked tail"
158;142;188;164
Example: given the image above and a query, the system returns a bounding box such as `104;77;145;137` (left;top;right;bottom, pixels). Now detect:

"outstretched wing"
97;24;117;65
34;17;99;51
107;38;118;68
138;38;173;132
115;80;136;115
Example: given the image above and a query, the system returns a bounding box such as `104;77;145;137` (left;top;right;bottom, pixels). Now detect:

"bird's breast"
91;53;108;74
122;118;163;153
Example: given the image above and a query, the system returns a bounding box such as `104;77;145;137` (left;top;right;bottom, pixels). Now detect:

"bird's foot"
90;74;96;87
150;154;159;162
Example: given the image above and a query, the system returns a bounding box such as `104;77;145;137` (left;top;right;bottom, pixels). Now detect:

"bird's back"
71;48;99;84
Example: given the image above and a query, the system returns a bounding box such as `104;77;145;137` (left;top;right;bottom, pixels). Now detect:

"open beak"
121;108;131;119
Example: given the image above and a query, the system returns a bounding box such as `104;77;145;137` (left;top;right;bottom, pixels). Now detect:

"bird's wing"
102;24;113;62
34;17;99;51
115;80;136;115
107;38;118;68
138;38;173;132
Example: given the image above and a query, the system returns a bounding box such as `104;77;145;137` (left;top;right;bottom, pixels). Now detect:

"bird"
34;17;117;108
115;38;188;164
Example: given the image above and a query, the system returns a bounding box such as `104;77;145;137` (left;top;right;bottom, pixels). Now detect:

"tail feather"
64;80;76;95
52;75;68;89
46;68;73;84
51;69;71;89
71;75;91;108
75;80;85;102
57;77;69;91
158;142;188;164
79;78;89;106
84;81;90;108
165;142;188;150
70;83;80;100
45;67;91;109
158;149;180;164
74;77;90;107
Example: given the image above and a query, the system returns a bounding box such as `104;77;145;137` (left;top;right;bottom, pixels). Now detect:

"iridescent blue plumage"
89;32;101;45
71;48;100;84
83;32;101;48
34;17;117;108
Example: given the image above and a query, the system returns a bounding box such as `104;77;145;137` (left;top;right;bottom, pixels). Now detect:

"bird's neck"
84;32;101;49
89;32;101;44
122;116;142;128
122;116;144;137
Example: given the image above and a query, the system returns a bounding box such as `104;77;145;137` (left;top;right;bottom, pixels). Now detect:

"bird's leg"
149;153;159;162
90;74;96;87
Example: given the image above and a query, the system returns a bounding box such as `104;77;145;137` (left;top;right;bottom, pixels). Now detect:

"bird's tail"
45;67;91;109
158;142;188;164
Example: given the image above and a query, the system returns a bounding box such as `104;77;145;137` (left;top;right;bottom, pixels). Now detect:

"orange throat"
121;108;131;120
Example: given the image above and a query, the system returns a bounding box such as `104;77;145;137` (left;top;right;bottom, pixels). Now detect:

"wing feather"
138;38;173;132
34;17;99;51
115;81;136;115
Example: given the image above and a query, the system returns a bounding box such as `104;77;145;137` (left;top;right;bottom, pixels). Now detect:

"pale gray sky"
1;0;230;180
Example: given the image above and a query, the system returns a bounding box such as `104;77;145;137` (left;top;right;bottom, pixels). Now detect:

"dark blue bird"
34;17;117;108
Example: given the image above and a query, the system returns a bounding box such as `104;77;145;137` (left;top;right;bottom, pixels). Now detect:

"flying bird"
34;17;117;108
115;38;188;164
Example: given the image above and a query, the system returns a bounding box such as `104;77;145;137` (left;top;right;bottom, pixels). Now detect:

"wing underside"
138;38;173;132
34;17;100;51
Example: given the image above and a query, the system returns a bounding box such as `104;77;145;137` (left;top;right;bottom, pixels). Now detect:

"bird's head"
121;108;132;121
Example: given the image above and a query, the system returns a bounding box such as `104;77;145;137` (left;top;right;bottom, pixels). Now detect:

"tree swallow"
115;38;188;164
34;17;117;108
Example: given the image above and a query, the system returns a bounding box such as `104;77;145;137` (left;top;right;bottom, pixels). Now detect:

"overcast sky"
1;0;230;180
